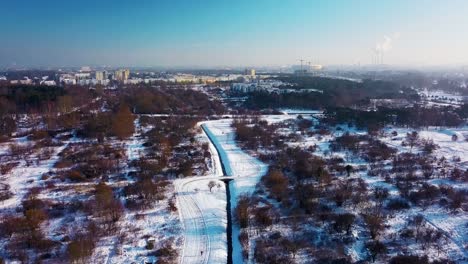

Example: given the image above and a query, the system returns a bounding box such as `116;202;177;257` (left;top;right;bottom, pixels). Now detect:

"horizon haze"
2;0;468;68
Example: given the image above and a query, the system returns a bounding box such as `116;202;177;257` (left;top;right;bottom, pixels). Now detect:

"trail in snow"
175;121;227;264
176;178;211;264
0;131;77;212
202;120;268;264
176;119;268;264
423;216;468;259
175;177;228;264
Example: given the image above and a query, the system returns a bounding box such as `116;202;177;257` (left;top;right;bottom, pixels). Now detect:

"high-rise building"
114;70;122;81
123;69;130;80
95;71;105;81
244;68;255;77
114;69;130;82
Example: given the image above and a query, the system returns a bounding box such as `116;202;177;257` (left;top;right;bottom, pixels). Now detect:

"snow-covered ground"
175;176;227;264
0;133;76;213
381;126;468;169
175;121;228;264
251;115;468;262
90;116;182;264
278;109;323;115
203;120;268;264
175;119;268;264
419;89;466;107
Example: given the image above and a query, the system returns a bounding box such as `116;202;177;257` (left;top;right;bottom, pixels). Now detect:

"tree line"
241;76;419;110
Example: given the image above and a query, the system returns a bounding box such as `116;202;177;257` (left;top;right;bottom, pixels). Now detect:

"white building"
115;69;130;82
41;80;57;86
124;78;143;85
80;66;92;72
231;79;293;93
75;73;91;80
95;71;105;81
244;69;256;77
61;78;77;85
19;78;33;85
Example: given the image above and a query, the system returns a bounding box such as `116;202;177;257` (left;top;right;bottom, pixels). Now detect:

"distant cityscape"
0;63;327;87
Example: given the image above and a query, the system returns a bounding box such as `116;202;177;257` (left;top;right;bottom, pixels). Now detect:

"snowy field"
1;110;465;263
419;89;466;107
92;117;184;264
236;114;468;262
278;109;323;115
0;133;76;213
381;126;468;169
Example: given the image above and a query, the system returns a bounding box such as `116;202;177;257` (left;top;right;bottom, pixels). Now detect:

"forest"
243;76;420;109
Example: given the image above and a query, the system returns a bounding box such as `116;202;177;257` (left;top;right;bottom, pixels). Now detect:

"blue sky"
2;0;468;67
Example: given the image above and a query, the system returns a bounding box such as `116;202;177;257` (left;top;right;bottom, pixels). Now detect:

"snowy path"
175;176;229;264
176;178;211;264
176;119;268;264
423;215;468;259
175;121;227;264
202;120;268;264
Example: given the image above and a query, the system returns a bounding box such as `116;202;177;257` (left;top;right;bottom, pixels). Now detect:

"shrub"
389;255;428;264
333;213;355;233
67;170;86;182
145;239;155;250
111;104;135;139
0;184;13;201
363;213;384;239
262;169;288;201
386;198;410;211
153;241;178;264
167;195;177;212
67;233;96;262
54;160;73;169
235;195;251;228
366;240;387;262
0;162;19;175
239;230;249;259
24;209;48;230
0;215;27;237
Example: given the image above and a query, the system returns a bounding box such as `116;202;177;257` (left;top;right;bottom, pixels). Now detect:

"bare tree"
404;131;419;151
208;181;217;192
451;134;458;141
345;164;353;177
366;240;387;262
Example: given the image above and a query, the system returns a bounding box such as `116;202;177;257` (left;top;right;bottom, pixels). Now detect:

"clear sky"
2;0;468;68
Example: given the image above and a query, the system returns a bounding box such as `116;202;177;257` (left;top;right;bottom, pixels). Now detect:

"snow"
175;177;227;264
418;129;468;168
174;121;231;264
424;209;468;259
2;110;466;263
278;109;323;115
0;133;76;212
90;116;184;264
203;119;268;264
258;115;468;262
125;118;145;162
419;89;466;106
174;118;268;264
381;126;468;169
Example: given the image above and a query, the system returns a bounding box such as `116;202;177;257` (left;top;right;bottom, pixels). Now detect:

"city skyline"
2;0;468;68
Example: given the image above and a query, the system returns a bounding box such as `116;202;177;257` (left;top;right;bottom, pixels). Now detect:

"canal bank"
201;124;233;264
